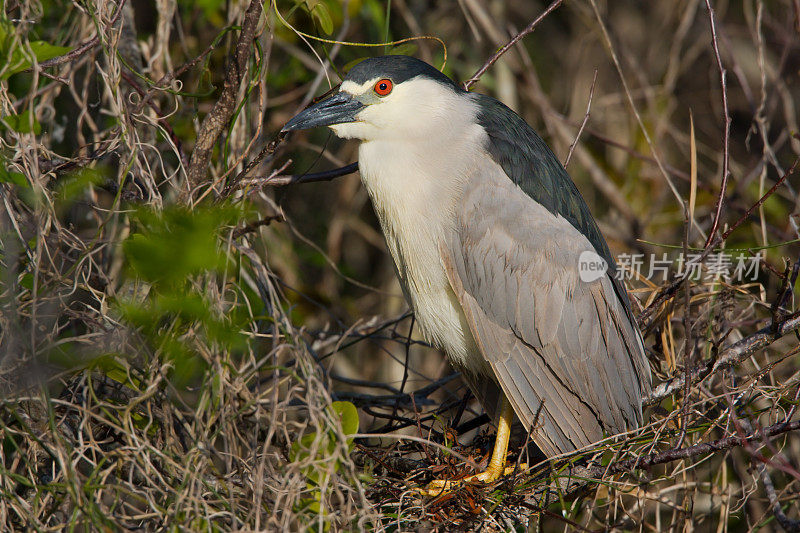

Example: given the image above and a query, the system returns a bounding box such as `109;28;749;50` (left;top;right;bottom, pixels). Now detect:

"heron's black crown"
345;55;462;91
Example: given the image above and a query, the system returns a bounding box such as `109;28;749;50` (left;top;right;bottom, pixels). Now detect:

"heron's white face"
330;77;476;143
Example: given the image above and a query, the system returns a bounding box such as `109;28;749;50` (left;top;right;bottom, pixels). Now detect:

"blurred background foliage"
1;0;799;529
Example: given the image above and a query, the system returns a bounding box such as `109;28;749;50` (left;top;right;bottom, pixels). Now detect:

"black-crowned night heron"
283;55;652;494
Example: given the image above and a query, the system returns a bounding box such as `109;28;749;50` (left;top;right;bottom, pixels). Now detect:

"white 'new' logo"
578;250;608;283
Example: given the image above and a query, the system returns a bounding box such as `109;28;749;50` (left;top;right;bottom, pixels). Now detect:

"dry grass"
1;0;799;530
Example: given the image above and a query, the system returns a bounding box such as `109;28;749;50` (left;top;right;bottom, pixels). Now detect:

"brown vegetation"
1;0;799;530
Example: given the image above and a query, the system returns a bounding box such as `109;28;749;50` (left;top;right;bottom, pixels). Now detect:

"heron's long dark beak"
281;92;365;132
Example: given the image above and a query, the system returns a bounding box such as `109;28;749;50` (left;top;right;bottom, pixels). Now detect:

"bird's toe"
414;463;527;497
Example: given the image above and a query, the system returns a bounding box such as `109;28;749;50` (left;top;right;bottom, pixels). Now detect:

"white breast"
357;131;489;375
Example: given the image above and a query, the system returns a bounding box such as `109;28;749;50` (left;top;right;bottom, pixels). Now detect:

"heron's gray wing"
441;164;652;457
471;92;637;319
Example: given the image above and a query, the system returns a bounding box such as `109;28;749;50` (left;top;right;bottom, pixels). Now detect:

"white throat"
354;106;489;374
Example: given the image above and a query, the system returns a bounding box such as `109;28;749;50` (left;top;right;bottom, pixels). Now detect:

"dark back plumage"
472;94;614;270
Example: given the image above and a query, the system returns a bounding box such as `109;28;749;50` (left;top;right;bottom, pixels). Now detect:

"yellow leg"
417;395;524;496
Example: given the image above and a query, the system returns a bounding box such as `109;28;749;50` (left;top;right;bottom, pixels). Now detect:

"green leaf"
56;168;104;202
170;350;205;387
0;166;27;188
332;401;359;436
0;39;70;80
123;206;240;288
288;402;359;488
1;109;40;134
387;43;418;56
0;16;8;44
88;354;134;386
19;273;33;290
154;292;212;322
312;3;333;35
29;41;70;63
341;57;367;73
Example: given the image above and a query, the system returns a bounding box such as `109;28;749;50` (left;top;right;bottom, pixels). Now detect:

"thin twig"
703;0;733;249
520;417;800;509
718;150;800;243
587;0;683;208
352;433;477;468
607;418;800;474
120;71;187;166
564;69;598;168
758;463;800;532
185;0;264;194
232;214;285;238
645;311;800;405
676;197;693;448
129;38;222;117
462;0;563;90
34;0;127;70
639;150;800;331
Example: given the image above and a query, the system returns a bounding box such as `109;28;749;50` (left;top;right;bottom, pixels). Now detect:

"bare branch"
758;463;800;532
523;419;800;509
639;149;799;331
607;419;800;474
34;0;127;70
645;311;800;405
703;0;733;248
462;0;563;90
564;69;598;168
185;0;264;194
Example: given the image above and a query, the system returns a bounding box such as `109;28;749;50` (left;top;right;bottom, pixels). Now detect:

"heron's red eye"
373;79;393;96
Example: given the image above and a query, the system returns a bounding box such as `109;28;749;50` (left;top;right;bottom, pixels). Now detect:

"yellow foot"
415;463;527;497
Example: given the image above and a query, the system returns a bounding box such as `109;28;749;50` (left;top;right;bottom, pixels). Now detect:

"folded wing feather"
441;164;651;457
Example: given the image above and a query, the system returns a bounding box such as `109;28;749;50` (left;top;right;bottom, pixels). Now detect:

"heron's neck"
357;125;486;229
355;130;488;374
